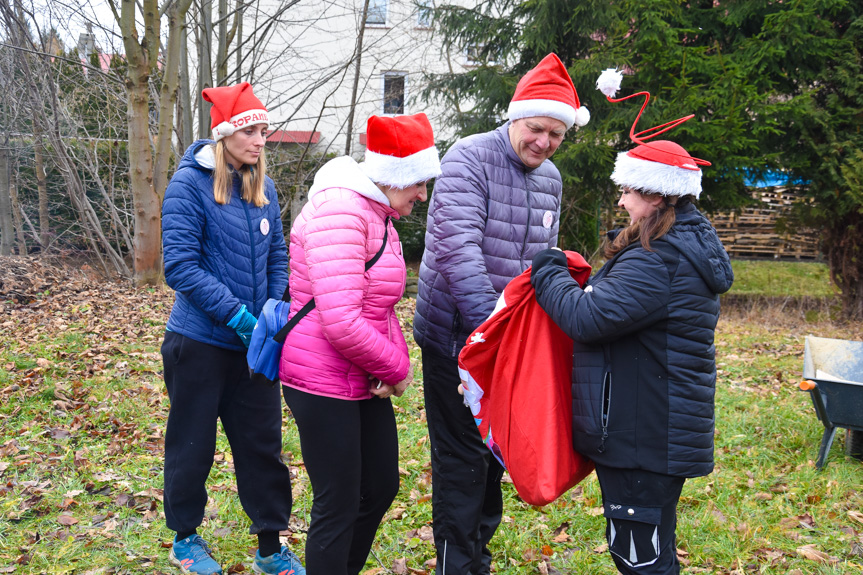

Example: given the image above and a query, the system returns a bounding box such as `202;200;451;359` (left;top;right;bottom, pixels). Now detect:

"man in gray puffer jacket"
413;53;591;575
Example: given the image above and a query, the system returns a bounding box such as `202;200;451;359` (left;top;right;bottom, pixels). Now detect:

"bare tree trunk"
127;75;161;283
13;0;48;250
216;0;228;85
154;0;194;205
197;0;214;138
235;1;243;83
825;211;863;320
115;0;162;283
179;16;194;151
0;141;12;256
345;0;371;156
9;169;27;255
33;133;49;249
1;0;15;256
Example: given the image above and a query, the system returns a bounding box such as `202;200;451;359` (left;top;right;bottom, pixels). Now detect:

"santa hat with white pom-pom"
596;68;710;199
508;53;589;129
202;82;270;143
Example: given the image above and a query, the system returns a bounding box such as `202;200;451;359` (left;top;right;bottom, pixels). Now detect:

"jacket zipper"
241;193;258;315
520;173;531;268
449;310;462;358
599;370;611;453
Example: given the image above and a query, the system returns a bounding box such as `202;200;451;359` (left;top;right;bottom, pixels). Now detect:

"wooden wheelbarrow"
800;335;863;469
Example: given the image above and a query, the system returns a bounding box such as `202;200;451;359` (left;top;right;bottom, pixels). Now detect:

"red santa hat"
507;53;589;129
202;82;270;142
360;113;442;189
596;68;709;198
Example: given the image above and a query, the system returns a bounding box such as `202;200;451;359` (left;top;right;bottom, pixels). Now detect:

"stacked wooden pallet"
712;188;820;260
605;188;821;260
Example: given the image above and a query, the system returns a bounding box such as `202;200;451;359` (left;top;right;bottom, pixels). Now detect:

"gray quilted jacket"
413;123;562;358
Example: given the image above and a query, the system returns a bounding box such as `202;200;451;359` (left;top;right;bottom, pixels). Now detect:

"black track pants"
594;464;686;575
161;331;293;534
422;348;504;575
282;386;399;575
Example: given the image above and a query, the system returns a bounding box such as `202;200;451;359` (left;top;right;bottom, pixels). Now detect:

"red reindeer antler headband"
596;69;710;167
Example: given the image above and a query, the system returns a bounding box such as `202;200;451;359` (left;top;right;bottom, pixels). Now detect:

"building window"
416;0;433;28
366;0;387;26
383;73;406;115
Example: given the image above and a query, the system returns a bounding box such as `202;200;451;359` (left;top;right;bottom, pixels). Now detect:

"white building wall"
240;0;477;157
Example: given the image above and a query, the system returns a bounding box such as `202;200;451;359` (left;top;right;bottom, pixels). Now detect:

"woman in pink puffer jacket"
279;113;441;575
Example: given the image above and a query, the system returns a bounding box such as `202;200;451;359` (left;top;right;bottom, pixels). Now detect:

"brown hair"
212;140;269;207
604;193;691;258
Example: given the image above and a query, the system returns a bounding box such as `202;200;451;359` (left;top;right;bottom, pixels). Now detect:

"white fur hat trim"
212;108;270;142
360;145;442;189
212;121;236;142
611;151;702;199
508;98;582;129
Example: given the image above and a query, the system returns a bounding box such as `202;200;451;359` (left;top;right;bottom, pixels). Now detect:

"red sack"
458;251;594;506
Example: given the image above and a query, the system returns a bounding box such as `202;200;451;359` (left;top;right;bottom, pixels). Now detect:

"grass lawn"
728;260;837;298
1;257;862;574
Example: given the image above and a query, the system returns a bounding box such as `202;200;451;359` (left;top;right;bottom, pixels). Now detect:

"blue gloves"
227;305;257;348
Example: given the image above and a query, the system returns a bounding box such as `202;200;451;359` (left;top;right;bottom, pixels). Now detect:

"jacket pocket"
449;310;462;358
599;370;611;453
161;331;186;367
604;502;663;569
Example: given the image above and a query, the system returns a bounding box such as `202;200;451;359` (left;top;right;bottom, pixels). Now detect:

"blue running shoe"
252;546;306;575
169;534;223;574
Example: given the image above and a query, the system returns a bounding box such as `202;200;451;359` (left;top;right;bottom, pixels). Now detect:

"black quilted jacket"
531;202;734;478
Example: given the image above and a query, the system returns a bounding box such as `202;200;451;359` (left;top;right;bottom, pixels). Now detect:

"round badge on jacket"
260;219;270;236
543;210;554;229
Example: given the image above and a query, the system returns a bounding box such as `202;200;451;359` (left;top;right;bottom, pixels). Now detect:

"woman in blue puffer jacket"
530;74;733;575
160;83;304;575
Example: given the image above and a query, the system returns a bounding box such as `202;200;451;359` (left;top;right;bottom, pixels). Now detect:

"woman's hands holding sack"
368;360;416;399
368;374;397;399
370;380;396;398
392;361;416;397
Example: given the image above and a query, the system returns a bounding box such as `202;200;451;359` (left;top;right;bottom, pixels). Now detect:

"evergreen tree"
424;0;863;316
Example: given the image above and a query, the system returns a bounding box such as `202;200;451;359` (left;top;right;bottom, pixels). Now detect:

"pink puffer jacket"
279;156;410;399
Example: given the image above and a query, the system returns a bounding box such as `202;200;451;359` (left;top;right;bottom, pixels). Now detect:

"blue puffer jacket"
531;202;734;478
414;123;562;358
162;139;289;351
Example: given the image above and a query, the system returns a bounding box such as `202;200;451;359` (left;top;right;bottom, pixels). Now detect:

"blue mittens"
227;304;257;348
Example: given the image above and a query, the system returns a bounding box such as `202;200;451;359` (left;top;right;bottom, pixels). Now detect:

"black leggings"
283;386;399;575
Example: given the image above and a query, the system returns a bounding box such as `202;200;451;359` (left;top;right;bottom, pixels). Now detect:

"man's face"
508;117;567;168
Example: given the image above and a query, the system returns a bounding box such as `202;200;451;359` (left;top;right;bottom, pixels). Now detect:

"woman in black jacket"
529;73;733;575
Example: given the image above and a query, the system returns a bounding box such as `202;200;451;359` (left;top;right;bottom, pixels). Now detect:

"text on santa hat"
232;113;269;128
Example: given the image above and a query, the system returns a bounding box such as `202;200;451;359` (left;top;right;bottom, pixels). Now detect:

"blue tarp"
743;171;810;189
